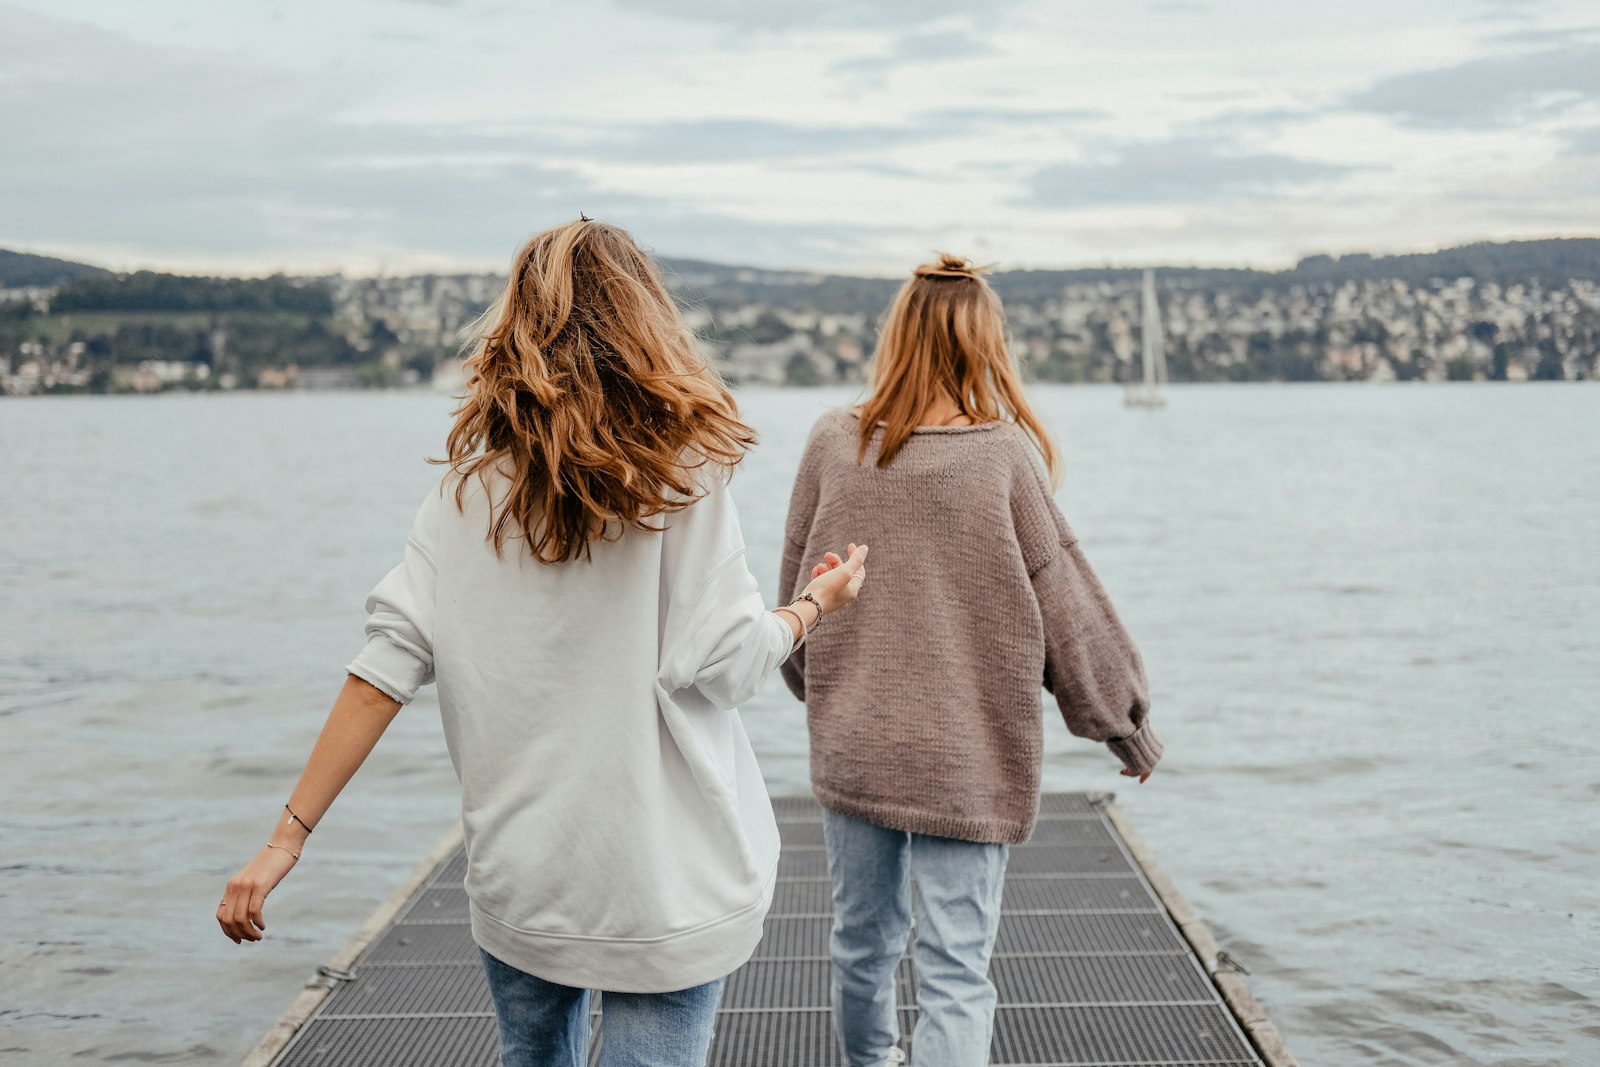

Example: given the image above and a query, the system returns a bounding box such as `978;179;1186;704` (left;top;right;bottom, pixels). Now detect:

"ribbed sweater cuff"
1108;722;1164;775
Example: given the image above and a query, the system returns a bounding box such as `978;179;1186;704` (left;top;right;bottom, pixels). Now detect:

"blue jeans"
479;949;725;1067
823;808;1009;1067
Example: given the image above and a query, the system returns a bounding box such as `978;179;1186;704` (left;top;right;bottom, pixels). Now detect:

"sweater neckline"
844;407;1007;436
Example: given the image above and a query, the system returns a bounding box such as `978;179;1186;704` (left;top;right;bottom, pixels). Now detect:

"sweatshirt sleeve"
658;471;793;711
346;487;441;705
776;431;823;702
777;534;808;702
1014;446;1163;775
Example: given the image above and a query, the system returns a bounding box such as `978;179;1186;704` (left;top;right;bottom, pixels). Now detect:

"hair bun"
914;253;989;280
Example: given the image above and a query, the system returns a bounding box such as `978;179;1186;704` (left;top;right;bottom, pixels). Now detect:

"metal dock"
246;793;1296;1066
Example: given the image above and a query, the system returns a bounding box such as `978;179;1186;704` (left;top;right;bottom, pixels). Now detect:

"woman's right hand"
216;844;298;944
803;542;868;614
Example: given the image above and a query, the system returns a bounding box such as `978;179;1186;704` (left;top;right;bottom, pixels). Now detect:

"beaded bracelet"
790;592;824;635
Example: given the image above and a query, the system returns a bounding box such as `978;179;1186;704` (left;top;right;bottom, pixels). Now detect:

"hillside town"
671;273;1600;387
2;244;1597;395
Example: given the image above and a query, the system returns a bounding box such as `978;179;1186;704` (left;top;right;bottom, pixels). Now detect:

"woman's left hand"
810;549;859;580
216;844;298;944
772;545;866;646
804;544;867;614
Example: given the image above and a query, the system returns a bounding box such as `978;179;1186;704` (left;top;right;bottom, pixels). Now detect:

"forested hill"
664;237;1600;311
48;271;332;315
6;236;1597;309
1286;238;1600;286
0;249;108;288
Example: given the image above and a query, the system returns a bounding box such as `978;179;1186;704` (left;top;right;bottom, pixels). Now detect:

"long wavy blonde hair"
858;253;1060;482
435;219;755;563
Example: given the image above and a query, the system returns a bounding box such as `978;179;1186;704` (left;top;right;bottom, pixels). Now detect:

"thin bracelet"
284;804;314;835
773;606;807;649
265;841;301;861
790;592;824;635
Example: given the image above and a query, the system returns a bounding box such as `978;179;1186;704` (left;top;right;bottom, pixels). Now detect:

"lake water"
1;385;1596;1066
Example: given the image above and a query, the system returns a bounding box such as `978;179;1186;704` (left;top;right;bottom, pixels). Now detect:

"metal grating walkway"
263;794;1277;1066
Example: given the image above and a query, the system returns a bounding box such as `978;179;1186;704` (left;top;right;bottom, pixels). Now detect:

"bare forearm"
271;674;402;846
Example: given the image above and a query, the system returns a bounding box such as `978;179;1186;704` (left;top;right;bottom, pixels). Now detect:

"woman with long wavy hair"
783;255;1161;1067
215;219;867;1067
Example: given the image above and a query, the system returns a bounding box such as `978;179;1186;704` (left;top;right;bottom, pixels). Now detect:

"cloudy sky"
2;0;1597;276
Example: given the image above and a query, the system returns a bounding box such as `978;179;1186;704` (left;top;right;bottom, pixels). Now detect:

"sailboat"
1124;268;1168;408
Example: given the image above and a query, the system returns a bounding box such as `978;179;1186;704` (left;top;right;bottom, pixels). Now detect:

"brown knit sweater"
779;408;1162;844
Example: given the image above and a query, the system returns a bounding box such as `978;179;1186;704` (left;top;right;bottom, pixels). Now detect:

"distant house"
256;366;297;390
431;359;467;395
298;367;361;390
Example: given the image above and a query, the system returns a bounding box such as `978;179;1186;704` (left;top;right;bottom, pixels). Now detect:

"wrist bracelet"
265;841;301;861
284;804;314;835
773;606;807;649
790;592;824;635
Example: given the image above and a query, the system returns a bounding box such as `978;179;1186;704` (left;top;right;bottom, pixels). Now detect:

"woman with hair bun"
215;218;867;1067
782;254;1161;1067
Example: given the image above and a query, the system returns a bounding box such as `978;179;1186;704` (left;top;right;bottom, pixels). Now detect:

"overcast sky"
2;0;1597;276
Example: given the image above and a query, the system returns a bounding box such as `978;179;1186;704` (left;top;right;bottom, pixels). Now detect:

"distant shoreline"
5;378;1593;400
6;238;1598;395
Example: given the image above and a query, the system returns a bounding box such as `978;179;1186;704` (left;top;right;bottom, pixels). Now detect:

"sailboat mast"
1141;268;1157;388
1125;268;1168;407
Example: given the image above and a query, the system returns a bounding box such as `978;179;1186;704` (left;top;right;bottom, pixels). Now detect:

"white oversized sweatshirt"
346;467;793;992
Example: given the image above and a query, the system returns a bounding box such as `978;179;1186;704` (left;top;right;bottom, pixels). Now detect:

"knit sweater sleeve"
1012;444;1164;776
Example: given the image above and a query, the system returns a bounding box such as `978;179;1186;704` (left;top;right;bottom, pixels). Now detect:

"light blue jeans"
822;808;1010;1067
479;949;724;1067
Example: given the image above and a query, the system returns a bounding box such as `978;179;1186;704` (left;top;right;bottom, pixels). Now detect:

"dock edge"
1097;793;1299;1067
240;821;465;1067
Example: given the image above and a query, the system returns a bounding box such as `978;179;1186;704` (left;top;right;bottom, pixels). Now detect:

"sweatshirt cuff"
1108;722;1164;775
347;634;429;705
768;610;797;667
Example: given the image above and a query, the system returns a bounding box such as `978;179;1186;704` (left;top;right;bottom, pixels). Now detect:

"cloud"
1346;43;1600;128
1563;125;1600;155
1190;106;1318;134
1484;25;1600;46
371;30;432;43
566;107;1099;164
5;2;1597;275
1462;0;1542;24
0;5;1096;269
888;29;994;62
830;29;997;78
569;119;926;164
918;106;1106;127
1022;137;1362;208
611;0;1014;32
0;9;881;268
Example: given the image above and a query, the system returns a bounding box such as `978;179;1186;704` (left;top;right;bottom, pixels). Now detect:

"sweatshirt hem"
466;860;777;993
813;783;1035;845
